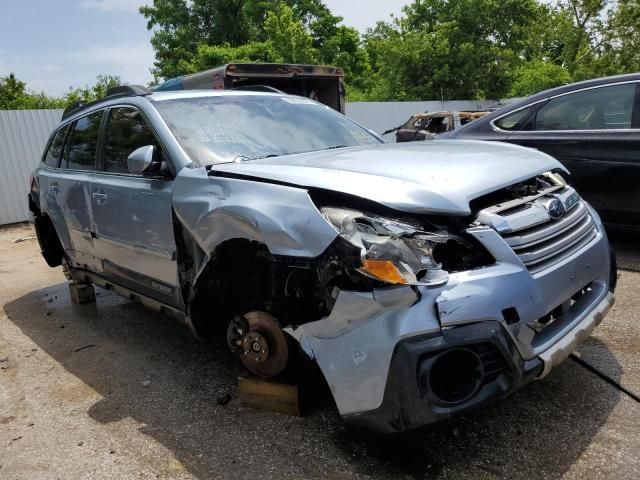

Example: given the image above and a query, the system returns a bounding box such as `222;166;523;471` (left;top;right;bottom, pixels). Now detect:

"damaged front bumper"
286;205;615;433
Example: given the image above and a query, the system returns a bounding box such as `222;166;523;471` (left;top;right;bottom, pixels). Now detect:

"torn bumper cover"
344;291;613;434
286;210;615;433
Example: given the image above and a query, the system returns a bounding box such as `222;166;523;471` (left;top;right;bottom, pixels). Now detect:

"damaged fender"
171;166;340;290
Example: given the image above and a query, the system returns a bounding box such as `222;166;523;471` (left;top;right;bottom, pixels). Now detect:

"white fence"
0;109;64;225
0;100;513;225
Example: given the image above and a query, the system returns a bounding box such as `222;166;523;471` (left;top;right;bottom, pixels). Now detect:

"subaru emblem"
546;198;566;220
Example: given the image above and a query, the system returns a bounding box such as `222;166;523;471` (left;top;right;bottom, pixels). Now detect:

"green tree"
556;0;608;76
0;74;123;110
140;0;344;79
139;0;640;101
362;0;541;100
62;74;122;104
0;74;65;110
263;2;316;63
509;60;572;97
595;0;640;75
190;42;277;72
186;4;318;71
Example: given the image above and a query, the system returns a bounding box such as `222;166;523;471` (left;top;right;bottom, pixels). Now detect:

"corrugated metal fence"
0;109;63;225
0;100;512;225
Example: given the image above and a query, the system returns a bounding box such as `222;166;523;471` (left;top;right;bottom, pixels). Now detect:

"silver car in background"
29;86;616;433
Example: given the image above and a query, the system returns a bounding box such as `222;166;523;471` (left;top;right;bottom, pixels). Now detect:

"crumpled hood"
209;140;565;215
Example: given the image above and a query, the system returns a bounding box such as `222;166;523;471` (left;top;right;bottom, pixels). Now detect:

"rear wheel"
34;214;64;267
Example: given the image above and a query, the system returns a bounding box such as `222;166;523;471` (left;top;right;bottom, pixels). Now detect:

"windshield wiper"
322;145;348;150
233;153;280;162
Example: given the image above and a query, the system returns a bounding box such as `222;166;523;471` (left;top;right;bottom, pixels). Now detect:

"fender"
171;166;339;284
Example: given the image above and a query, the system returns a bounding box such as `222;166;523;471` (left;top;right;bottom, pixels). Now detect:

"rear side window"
533;83;636;131
43;125;69;167
62;111;103;170
103;107;159;174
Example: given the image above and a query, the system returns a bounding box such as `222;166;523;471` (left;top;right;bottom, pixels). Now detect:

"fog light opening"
428;348;485;404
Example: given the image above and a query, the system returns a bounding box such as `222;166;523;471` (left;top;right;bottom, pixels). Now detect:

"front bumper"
286;204;615;433
344;291;613;434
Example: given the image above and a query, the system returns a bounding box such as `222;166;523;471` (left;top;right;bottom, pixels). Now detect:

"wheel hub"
227;311;288;377
243;331;269;363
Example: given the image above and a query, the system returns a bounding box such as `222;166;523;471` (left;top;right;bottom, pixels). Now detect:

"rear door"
90;105;181;307
45;111;103;271
38;124;73;251
506;81;640;229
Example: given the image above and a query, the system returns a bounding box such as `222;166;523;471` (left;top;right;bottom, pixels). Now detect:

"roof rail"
62;100;88;120
61;84;152;120
105;85;152;97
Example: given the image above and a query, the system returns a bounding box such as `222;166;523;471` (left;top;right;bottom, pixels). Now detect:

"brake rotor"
227;311;289;377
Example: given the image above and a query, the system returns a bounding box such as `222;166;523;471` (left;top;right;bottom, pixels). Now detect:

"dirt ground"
1;222;639;480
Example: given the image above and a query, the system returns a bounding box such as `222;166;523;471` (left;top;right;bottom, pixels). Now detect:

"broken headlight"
321;207;450;286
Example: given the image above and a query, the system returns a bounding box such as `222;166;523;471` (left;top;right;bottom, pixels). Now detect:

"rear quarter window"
493;107;534;131
43;125;69;168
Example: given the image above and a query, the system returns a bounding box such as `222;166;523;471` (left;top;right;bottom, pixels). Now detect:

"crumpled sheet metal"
171;166;339;284
286;286;442;415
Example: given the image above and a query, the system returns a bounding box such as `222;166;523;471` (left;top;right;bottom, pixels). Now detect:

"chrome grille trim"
503;202;588;249
514;213;594;266
476;186;598;272
527;228;597;274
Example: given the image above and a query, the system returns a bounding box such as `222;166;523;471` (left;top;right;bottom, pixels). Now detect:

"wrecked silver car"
29;86;616;433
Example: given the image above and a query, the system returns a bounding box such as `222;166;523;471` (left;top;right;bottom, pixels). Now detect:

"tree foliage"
5;0;640;109
263;2;316;63
140;1;369;96
0;74;122;110
0;74;65;110
360;0;640;100
361;0;543;100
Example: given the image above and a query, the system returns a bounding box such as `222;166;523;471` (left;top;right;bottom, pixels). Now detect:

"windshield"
153;94;382;165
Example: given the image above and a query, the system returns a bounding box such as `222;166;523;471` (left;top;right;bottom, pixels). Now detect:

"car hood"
209;140;565;215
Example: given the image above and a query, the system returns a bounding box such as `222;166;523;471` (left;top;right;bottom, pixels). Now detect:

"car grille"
500;200;597;271
476;184;599;273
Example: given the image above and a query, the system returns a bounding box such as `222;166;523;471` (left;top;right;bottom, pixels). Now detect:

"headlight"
321;207;450;286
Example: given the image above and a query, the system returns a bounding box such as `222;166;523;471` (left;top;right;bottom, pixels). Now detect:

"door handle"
92;192;108;205
49;183;59;194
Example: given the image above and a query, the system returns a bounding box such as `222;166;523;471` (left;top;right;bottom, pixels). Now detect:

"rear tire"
34;214;64;267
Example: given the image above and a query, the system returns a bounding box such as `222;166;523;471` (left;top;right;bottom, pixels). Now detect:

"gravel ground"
1;223;639;480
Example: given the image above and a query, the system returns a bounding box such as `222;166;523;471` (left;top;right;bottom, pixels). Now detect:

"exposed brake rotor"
227;311;289;377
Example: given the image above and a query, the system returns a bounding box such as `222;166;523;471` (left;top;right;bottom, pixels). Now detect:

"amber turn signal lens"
361;259;408;284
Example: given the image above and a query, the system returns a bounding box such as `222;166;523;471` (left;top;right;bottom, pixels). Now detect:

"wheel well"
189;239;275;338
187;236;381;339
34;212;65;267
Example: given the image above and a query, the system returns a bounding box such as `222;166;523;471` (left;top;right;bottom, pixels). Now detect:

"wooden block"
69;282;96;304
238;375;301;416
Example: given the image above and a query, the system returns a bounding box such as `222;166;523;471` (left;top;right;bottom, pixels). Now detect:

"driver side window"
103;107;160;174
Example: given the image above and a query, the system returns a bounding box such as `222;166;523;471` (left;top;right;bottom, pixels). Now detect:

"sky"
0;0;410;97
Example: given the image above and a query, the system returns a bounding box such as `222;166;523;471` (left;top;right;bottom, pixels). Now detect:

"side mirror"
127;145;160;175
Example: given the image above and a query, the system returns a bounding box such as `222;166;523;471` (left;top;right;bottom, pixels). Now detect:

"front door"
90;105;181;307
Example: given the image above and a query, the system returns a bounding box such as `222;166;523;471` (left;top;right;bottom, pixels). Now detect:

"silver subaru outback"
29;86;616;433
